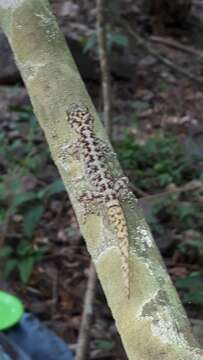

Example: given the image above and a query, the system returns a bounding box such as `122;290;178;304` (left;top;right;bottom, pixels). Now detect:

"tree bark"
0;1;202;359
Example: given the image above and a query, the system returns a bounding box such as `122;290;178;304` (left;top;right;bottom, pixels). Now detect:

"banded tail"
107;202;129;298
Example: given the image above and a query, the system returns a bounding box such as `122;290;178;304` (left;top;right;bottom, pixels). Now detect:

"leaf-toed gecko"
67;104;130;298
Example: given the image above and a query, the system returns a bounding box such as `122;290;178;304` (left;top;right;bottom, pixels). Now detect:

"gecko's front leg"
114;176;129;196
79;190;104;223
96;138;117;162
61;142;81;160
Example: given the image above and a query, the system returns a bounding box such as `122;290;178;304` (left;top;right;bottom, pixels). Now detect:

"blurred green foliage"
0;107;65;282
115;135;199;190
178;236;203;256
149;196;203;236
81;30;129;54
0;240;47;283
175;272;203;306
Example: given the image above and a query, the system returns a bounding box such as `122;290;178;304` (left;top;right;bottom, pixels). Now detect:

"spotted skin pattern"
67;104;130;298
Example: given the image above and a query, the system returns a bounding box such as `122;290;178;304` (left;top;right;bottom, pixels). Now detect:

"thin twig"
150;35;203;59
121;20;203;87
140;180;202;202
76;5;113;358
129;182;148;197
96;0;112;137
51;270;58;319
75;263;97;360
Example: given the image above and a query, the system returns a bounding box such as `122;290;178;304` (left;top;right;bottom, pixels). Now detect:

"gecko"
66;104;130;298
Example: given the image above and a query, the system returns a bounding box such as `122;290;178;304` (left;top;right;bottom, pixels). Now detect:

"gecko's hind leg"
115;176;135;204
114;176;129;195
96;138;117;162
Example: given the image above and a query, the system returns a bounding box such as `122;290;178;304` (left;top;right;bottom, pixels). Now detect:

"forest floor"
1;1;203;359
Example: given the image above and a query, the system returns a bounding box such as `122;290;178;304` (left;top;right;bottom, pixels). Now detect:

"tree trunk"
0;1;202;359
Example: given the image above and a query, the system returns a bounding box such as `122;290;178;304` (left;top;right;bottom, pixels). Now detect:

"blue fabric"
4;313;74;360
0;332;30;359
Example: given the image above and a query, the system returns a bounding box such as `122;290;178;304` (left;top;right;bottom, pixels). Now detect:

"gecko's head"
67;104;93;134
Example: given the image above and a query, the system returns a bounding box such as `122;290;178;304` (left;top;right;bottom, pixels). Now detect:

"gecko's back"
67;105;130;297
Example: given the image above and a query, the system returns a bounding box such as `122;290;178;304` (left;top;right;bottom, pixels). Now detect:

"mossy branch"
0;0;203;359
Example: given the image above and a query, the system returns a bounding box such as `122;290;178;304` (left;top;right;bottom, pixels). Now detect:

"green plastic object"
0;291;24;330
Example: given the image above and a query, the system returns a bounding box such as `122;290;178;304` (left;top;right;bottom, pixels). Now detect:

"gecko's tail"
107;204;129;298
